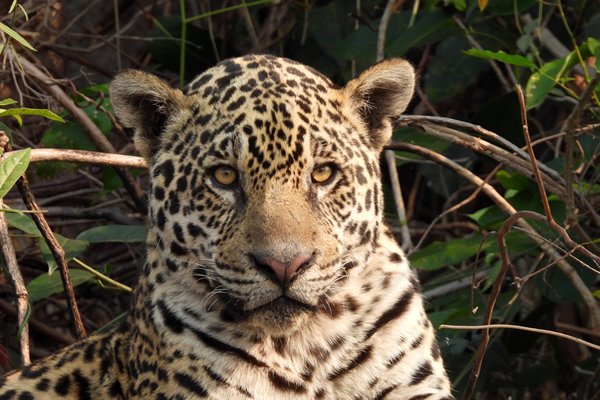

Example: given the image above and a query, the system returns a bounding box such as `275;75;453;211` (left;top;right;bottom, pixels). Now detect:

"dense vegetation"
0;0;598;398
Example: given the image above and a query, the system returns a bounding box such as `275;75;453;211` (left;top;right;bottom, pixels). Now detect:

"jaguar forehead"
182;58;345;184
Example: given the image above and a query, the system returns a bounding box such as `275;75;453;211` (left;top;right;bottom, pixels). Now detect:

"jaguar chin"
221;295;317;332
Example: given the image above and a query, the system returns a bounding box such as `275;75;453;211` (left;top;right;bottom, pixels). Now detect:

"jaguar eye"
211;166;238;187
311;164;337;185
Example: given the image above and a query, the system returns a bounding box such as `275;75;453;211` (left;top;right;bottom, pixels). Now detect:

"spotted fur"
0;55;453;399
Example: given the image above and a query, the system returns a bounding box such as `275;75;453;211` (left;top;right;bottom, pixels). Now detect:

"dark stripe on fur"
365;289;414;340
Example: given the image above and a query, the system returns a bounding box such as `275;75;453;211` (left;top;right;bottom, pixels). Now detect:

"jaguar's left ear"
342;58;415;149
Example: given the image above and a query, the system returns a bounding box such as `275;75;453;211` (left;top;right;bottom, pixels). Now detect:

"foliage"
0;0;598;398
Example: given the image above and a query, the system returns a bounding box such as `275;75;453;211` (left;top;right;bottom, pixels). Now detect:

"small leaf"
0;148;31;199
525;51;580;109
464;49;536;68
5;212;40;236
0;21;36;52
478;0;489;11
452;0;466;11
0;107;64;122
409;236;488;270
593;290;600;299
587;37;600;71
27;269;96;303
0;98;17;107
496;170;531;191
77;224;147;243
39;235;89;273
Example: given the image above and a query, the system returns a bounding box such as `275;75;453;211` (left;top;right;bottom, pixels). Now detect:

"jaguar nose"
251;253;314;287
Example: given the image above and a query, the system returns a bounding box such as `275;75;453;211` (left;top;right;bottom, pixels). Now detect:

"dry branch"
396;115;599;225
2;137;87;339
387;142;600;328
0;201;30;365
441;323;600;351
3;148;147;169
378;0;413;250
16;57;146;213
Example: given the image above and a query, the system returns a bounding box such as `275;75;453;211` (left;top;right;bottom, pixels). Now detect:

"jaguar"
0;54;453;399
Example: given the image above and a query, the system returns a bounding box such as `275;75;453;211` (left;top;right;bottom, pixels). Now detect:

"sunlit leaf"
0;21;36;51
464;48;536;68
0;98;17;107
525;58;568;109
587;37;600;71
0;148;30;199
478;0;489;11
0;107;64;123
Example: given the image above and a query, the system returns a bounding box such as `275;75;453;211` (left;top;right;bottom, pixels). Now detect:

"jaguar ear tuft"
343;59;415;149
110;71;187;161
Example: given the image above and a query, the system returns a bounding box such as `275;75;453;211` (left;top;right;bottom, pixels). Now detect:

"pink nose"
253;253;314;287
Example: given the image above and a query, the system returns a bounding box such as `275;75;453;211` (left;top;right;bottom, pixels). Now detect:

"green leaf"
468;205;507;228
0;148;30;199
0;98;17;107
464;49;536;68
5;212;40;236
77;224;146;243
496;170;531;191
525;52;579;109
409;235;488;270
427;308;463;327
0;107;65;123
0;21;36;52
587;37;600;71
27;269;95;303
452;0;467;11
593;290;600;299
386;11;456;57
40;235;89;274
8;0;17;13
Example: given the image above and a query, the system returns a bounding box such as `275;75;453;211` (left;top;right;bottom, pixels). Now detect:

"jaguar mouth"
219;294;316;323
254;296;317;313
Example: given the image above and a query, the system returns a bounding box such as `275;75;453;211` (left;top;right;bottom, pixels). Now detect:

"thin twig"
17;56;146;214
396;115;600;226
517;85;553;220
241;0;261;51
440;323;600;351
1;137;87;339
1;148;147;168
460;87;600;398
378;0;413;250
387;142;600;326
554;321;600;339
0;200;30;365
452;16;513;91
72;258;133;293
560;76;600;226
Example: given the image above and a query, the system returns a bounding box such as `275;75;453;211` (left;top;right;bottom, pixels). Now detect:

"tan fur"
0;55;452;399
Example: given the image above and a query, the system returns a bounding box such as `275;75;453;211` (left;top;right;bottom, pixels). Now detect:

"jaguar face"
110;55;415;332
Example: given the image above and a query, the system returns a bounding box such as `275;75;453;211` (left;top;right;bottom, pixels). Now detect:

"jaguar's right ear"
110;70;187;161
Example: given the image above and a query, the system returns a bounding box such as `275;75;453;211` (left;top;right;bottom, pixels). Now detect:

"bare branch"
0;201;30;365
440;323;600;351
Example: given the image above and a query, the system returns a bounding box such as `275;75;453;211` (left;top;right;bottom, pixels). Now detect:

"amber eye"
311;164;337;185
211;166;238;187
